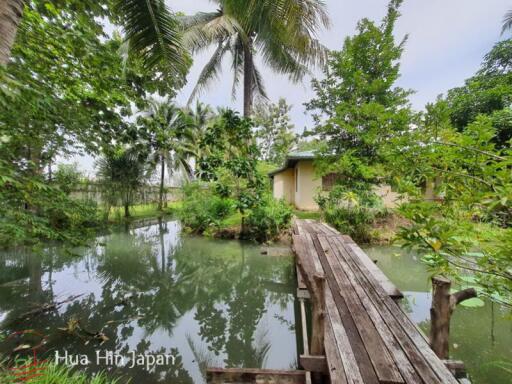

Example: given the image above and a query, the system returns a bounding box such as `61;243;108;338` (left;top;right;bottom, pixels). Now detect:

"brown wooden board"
335;238;458;384
324;319;348;384
315;235;403;384
346;243;403;299
324;235;422;383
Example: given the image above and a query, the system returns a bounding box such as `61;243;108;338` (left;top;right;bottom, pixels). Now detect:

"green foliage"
245;197;293;242
317;185;386;243
95;147;151;218
253;98;297;165
183;0;329;111
0;359;120;383
53;163;83;195
197;110;265;216
0;160;99;248
390;89;512;304
178;182;235;233
306;0;410;241
446;39;512;147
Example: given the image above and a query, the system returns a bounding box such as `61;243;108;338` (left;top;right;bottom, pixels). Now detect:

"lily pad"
459;297;485;308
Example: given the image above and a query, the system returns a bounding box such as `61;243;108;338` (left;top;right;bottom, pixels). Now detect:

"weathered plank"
324;235;422;384
345;242;403;299
336;238;459;384
299;355;328;374
324;319;347;384
326;289;366;384
315;235;403;384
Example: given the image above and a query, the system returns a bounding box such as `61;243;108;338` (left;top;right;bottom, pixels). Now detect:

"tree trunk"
159;154;165;211
243;34;254;117
0;0;25;66
430;276;477;359
124;203;130;218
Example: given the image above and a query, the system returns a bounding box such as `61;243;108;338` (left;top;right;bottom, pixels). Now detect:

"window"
322;173;342;191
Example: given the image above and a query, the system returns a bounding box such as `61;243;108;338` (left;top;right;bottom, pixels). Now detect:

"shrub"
245;197;293;242
53;163;83;195
178;182;234;233
317;185;386;243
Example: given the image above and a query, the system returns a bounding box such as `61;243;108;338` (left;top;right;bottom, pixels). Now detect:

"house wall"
373;184;402;209
272;168;295;204
295;160;321;211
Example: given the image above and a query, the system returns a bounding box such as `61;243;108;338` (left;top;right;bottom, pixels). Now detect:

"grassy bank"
105;202;181;223
0;360;120;384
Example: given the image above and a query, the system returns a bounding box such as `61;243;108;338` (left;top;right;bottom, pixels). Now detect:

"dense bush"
317;185;386;243
245;197;293;242
53;163;83;195
0;160;100;248
178;182;235;233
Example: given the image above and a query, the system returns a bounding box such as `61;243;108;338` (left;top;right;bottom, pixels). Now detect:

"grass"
293;210;322;220
0;360;122;384
105;202;182;223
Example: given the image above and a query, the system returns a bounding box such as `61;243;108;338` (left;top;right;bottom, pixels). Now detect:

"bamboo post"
430;276;477;359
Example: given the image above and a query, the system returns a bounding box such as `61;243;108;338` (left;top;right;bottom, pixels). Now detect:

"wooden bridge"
293;219;462;384
207;219;469;383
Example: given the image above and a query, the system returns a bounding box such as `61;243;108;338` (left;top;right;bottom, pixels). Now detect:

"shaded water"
364;246;512;384
0;220;297;383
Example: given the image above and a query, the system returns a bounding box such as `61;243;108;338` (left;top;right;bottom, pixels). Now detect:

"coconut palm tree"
0;0;188;75
182;0;330;117
144;100;196;210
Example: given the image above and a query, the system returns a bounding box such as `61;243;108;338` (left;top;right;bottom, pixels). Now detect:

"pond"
0;220;510;384
0;219;297;383
364;246;512;384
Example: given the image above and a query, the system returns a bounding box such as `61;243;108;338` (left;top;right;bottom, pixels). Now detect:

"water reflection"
0;219;297;383
364;245;512;384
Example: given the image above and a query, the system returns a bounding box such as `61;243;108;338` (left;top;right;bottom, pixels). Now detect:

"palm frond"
252;64;268;101
187;40;230;104
503;9;512;35
114;0;188;75
230;34;245;99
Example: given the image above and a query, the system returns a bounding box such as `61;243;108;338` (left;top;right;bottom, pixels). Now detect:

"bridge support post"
430;276;477;359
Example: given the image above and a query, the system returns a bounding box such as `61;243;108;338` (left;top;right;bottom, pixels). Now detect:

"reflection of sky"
402;291;431;324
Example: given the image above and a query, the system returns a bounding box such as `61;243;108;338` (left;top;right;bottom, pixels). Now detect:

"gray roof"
268;151;316;176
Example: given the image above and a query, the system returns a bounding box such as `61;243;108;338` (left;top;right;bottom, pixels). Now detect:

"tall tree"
306;0;412;184
183;0;329;116
0;0;189;76
0;0;24;66
253;98;296;165
141;100;195;210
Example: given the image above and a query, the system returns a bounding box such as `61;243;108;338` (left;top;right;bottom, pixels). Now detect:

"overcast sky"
72;0;511;173
171;0;510;132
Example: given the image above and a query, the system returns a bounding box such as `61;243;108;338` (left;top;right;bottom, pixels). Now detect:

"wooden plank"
325;236;422;384
346;243;403;299
297;265;307;290
299;355;328;373
312;244;379;384
207;368;306;384
326;289;366;384
302;233;323;274
336;239;459;384
315;235;403;384
324;320;347;384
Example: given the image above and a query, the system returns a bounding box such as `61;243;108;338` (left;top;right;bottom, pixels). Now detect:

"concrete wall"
373;184;402;209
295;160;321;211
272;168;295;204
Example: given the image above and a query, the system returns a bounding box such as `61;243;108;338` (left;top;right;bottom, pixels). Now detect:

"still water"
0;219;297;383
364;246;512;384
0;220;510;383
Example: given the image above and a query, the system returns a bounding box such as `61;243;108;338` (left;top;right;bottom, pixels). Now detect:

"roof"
268;151;316;176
